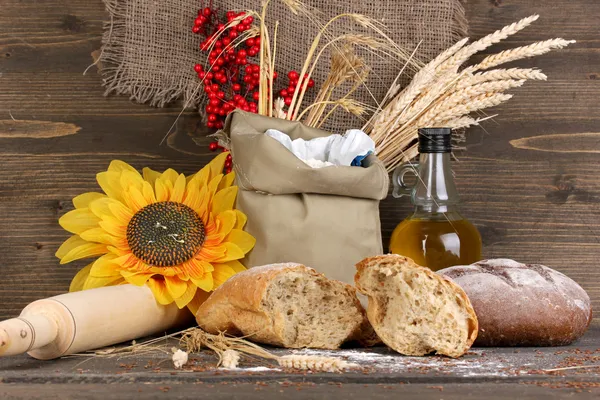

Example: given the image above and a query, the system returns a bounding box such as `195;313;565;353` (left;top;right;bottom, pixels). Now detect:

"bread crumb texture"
197;263;370;349
355;255;478;358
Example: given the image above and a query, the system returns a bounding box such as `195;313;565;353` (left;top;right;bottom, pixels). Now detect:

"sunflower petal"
216;210;237;237
185;258;213;280
191;273;213;292
73;192;105;209
212;186;238;216
59;209;101;235
88;198;113;219
120;270;154;286
191;167;210;188
160;169;179;186
143;167;161;187
170;174;186;203
98;217;127;238
80;227;118;245
56;235;85;259
218;171;235;191
97;171;124;202
89;254;121;277
174;282;197;309
162;275;188;299
212;262;236;287
119;170;145;194
155;179;170;202
222;259;247;273
207;152;229;181
69;263;93;292
216;242;245;262
59;242;108;264
142;181;157;205
108;201;134;225
122;186;148;213
108;160;138;174
83;275;124;290
187;290;211;315
147;278;174;305
183;179;202;210
226;229;256;254
234;210;248;229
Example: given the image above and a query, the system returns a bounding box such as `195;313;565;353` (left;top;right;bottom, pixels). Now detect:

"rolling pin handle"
0;315;59;357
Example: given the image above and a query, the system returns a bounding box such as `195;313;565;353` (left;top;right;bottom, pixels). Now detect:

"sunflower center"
126;201;205;267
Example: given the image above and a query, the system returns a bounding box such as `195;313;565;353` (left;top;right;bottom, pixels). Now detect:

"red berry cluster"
192;4;315;153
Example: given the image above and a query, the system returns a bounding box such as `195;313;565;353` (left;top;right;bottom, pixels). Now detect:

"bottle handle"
392;162;420;198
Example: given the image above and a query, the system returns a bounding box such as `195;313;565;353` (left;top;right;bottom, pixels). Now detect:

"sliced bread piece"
355;255;478;358
196;263;373;349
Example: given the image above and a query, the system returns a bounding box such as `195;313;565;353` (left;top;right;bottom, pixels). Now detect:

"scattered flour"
289;348;510;377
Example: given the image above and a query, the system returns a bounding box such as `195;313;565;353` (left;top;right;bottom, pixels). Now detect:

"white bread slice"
355;255;478;358
196;263;374;349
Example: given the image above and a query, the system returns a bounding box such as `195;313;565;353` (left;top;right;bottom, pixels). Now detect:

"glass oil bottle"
389;128;482;271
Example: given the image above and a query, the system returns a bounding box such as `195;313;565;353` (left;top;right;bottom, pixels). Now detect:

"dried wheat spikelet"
439;116;492;130
454;68;547;90
475;38;576;71
221;349;241;369
422;92;513;126
278;355;358;373
274;97;287;119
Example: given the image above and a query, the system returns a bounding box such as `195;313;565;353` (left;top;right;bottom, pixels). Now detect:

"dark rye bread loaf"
439;259;592;347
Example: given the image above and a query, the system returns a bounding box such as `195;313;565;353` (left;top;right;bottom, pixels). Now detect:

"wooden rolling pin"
0;284;193;360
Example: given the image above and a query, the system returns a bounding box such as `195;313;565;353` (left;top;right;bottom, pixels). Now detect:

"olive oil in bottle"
389;128;481;271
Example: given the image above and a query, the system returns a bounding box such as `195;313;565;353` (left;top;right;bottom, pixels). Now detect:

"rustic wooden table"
1;0;599;397
0;325;599;398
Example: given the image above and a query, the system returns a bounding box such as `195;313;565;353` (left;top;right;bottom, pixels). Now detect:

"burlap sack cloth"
224;110;389;285
99;0;467;126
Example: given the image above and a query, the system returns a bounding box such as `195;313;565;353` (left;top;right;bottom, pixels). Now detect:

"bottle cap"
418;128;452;153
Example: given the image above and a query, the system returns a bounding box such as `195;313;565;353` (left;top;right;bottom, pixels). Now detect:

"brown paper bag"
224;110;389;285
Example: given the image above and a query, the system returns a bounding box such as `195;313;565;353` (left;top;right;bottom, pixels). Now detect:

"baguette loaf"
195;263;373;349
439;259;592;346
355;255;478;358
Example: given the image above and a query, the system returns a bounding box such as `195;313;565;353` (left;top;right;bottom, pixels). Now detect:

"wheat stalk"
474;38;576;70
303;44;368;125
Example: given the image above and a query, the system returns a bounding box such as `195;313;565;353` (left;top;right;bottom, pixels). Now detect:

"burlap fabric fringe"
98;0;467;128
99;0;204;107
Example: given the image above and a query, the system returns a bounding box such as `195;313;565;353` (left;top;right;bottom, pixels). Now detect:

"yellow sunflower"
55;153;255;314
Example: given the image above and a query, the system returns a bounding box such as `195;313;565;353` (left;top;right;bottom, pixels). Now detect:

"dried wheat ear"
365;14;575;171
355;255;478;358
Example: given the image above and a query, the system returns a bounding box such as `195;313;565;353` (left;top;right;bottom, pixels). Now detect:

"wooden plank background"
0;0;599;321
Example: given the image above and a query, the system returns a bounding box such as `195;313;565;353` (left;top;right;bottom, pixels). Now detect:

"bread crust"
355;255;479;357
196;263;372;349
439;259;593;346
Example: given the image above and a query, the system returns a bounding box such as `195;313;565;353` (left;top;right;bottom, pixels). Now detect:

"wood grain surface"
0;0;599;321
